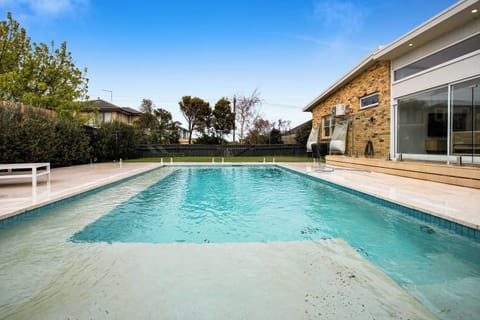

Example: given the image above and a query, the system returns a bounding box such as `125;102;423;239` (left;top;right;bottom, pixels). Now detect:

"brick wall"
310;61;391;159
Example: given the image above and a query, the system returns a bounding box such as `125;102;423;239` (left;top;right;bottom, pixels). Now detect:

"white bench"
0;163;51;187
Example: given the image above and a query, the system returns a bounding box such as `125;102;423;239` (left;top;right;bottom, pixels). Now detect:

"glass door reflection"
451;78;480;163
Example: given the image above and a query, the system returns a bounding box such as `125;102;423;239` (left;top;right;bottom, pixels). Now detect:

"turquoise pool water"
1;165;479;319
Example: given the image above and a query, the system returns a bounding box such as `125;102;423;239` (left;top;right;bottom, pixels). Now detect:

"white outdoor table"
0;163;51;188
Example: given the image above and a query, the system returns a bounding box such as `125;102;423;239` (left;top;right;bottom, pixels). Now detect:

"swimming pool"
1;165;479;319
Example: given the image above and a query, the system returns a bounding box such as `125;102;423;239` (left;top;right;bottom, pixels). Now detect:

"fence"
0;101;57;117
136;144;308;158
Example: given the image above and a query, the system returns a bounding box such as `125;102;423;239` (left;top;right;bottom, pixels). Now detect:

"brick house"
304;57;391;158
304;0;480;164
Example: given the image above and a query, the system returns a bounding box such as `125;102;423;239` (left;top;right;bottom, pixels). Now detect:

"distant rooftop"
84;99;142;115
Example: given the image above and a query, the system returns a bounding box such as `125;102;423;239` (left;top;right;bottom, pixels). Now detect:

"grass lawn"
126;156;314;163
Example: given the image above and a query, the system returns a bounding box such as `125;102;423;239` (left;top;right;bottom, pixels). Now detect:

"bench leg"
32;167;37;188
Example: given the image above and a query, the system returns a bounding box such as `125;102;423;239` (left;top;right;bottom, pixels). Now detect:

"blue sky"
1;0;457;127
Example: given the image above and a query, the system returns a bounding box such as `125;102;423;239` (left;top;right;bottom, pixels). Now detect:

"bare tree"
277;119;292;134
235;89;261;144
140;98;154;114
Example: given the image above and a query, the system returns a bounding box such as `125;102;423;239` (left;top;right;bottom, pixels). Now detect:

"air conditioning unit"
332;104;346;117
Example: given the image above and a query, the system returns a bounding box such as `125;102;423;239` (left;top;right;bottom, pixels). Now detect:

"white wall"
392;53;480;99
392;19;480;70
389;18;480;159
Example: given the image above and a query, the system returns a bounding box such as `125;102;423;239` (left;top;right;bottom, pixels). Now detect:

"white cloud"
0;0;88;17
313;0;367;34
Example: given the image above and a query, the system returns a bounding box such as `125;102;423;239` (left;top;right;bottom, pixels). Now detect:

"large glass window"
397;87;448;155
451;77;480;158
394;34;480;81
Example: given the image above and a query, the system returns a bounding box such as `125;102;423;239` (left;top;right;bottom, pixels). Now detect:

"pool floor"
0;239;435;320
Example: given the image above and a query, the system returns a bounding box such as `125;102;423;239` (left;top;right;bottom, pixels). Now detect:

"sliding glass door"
397;87;448;156
396;77;480;164
451;78;480;163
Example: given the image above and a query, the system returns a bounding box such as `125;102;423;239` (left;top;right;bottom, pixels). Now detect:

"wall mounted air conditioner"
332;104;346;117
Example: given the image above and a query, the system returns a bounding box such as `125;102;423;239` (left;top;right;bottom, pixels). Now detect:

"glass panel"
397;87;448;155
394;34;480;81
323;116;330;137
451;77;480;159
360;93;379;109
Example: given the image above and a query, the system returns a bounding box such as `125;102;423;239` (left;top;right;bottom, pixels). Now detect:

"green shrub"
92;121;137;161
0;106;140;165
0;105;91;166
52;117;90;166
19;107;56;162
193;134;226;145
0;106;56;163
0;106;23;162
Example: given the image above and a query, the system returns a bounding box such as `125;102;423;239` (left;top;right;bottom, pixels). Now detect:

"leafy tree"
0;12;31;78
269;128;283;144
295;120;313;145
212;97;234;141
134;99;180;144
0;13;88;118
135;99;158;143
244;117;273;144
140;98;154;114
21;41;88;117
236;89;261;144
154;107;180;144
179;96;211;144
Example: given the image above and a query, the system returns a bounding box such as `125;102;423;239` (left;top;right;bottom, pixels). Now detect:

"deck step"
326;156;480;189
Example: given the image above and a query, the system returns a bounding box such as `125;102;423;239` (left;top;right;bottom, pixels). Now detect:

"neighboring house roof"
283;120;312;136
303;0;479;112
121;107;142;115
84;99;141;116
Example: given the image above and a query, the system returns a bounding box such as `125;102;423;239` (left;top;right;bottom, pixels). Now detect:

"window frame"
360;92;379;110
322;115;336;138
